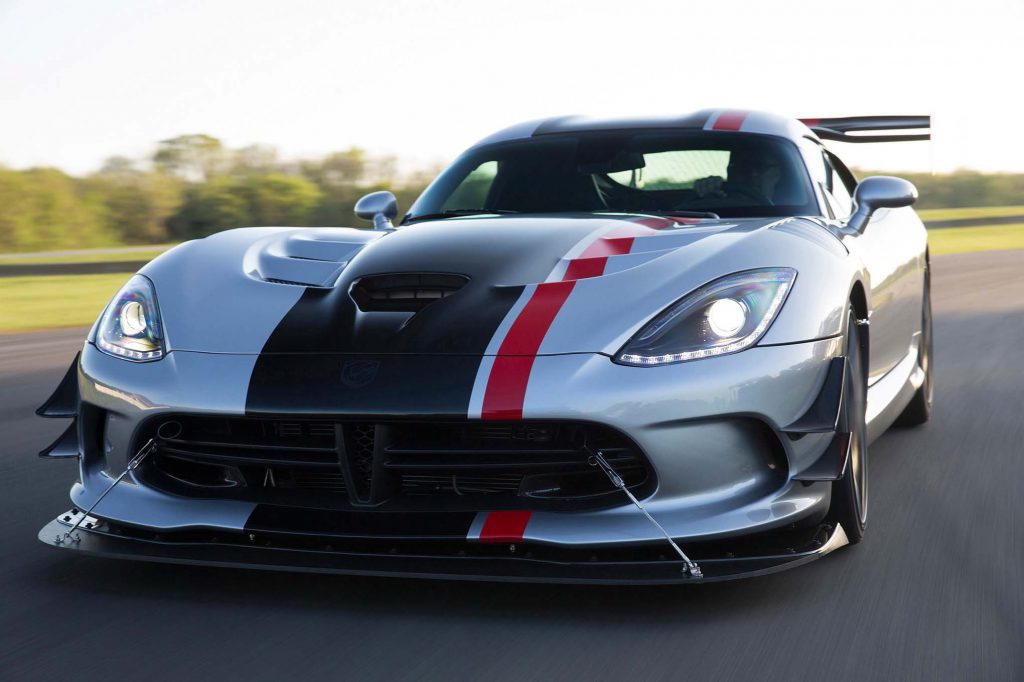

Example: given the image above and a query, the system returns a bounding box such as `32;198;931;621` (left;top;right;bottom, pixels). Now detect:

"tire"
894;261;933;426
830;309;869;544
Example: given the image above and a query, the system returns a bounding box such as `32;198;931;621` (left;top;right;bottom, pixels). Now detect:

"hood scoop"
248;228;382;288
351;273;470;312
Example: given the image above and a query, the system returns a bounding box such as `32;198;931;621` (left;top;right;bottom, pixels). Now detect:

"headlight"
615;268;796;366
96;274;165;361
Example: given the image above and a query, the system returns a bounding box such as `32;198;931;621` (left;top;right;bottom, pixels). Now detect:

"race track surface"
1;250;1021;681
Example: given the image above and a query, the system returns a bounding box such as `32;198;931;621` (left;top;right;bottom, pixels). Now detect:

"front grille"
138;416;655;511
286;470;347;492
143;417;345;503
401;473;524;496
154;417;337;466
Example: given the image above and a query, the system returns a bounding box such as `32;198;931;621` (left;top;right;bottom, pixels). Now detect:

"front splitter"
39;512;849;585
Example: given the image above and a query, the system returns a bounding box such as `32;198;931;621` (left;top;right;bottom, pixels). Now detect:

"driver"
693;149;782;203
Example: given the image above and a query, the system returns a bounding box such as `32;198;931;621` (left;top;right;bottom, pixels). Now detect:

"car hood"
141;214;827;356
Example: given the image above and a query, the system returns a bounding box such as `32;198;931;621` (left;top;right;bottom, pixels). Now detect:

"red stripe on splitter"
481;280;575;420
479;511;532;543
712;110;748;131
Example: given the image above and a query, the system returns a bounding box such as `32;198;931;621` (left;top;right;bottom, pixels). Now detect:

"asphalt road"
1;250;1022;682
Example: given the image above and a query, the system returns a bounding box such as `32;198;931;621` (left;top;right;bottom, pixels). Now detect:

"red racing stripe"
479;217;682;420
712;110;749;131
563;257;607;281
479;510;532;543
562;236;637;281
578;235;636;259
482;280;576;419
628;216;677;230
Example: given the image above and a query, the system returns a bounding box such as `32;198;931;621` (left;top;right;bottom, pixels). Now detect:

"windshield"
405;131;819;222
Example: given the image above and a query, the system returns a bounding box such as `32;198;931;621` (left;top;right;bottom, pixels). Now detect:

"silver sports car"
38;109;933;582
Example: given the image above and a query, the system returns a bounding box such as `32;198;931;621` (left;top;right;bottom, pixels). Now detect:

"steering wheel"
674;180;773;210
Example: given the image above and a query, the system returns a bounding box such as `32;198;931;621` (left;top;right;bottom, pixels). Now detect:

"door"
824;151;925;384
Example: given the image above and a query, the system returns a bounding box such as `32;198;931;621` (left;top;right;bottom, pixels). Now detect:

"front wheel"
830;309;869;544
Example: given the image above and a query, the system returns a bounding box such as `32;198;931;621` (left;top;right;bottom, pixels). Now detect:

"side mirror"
847;176;918;233
354;191;398;230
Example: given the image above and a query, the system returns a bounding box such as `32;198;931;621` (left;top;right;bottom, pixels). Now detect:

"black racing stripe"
244;279;522;416
246;352;501;416
245;505;477;539
245;217;600;416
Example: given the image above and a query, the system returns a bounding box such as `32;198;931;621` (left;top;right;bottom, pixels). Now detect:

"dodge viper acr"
37;109;934;583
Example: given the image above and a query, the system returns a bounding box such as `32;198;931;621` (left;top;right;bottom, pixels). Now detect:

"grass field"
0;274;126;332
927;223;1024;256
0;245;174;265
916;205;1024;221
0;217;1021;334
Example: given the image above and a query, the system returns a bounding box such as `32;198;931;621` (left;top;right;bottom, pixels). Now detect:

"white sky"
1;0;1022;175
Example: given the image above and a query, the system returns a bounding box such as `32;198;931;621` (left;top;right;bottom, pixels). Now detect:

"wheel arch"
848;279;869;380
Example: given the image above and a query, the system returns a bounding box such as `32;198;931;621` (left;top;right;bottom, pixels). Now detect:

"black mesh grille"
401;473;524;496
152;416;338;467
286;471;347;492
137;416;654;511
343;423;375;502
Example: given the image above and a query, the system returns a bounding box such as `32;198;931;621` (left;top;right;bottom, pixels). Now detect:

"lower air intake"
135;416;654;511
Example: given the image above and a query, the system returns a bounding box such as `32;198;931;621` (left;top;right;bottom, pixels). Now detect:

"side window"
796;138;831;217
442;160;498;210
824;155;855;218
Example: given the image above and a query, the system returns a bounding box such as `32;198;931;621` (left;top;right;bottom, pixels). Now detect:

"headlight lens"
615;268;796;366
96;274;164;361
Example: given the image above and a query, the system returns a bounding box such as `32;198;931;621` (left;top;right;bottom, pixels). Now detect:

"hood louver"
350;273;470;312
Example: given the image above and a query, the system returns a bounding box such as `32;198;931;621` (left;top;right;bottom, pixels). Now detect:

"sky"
1;0;1022;176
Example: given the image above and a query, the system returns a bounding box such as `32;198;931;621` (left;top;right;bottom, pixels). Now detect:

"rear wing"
799;116;930;143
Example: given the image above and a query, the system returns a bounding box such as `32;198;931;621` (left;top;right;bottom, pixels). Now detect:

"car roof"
470;109;818;149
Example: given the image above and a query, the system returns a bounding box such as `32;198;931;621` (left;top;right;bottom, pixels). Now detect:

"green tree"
235;173;322;226
0;167;112;252
166;173;322;238
302;148;367;190
87;157;183;243
166;177;249;240
854;169;1024;209
154;134;227;182
231;145;281;176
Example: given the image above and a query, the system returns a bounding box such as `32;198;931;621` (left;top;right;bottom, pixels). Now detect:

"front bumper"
40;511;849;584
39;335;848;581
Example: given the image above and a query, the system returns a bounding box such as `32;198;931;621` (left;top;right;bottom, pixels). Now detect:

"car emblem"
341;359;379;388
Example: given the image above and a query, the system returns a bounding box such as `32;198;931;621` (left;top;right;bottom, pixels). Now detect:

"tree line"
1;135;1024;253
854;169;1024;211
0;135;437;252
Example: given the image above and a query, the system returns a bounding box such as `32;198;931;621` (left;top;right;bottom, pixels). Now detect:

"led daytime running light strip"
97;337;163;361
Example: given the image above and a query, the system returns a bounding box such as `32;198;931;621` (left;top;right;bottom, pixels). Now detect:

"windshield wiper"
403;209;519;224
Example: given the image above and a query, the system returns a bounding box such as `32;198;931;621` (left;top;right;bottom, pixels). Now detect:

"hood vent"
351;273;470;312
249;228;383;288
